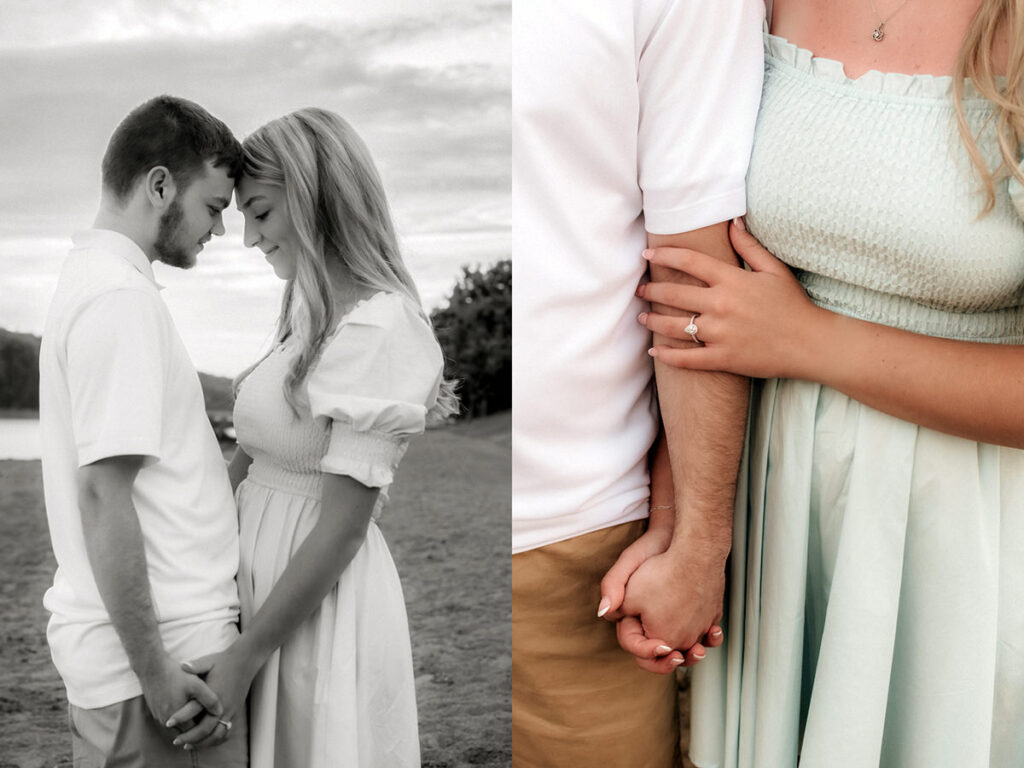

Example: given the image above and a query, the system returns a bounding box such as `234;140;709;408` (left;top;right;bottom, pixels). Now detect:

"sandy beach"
0;411;510;768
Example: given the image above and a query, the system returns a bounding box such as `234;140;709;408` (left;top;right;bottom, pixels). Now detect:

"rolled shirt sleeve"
66;289;167;467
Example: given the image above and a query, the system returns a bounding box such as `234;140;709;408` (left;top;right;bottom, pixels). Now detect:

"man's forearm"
648;223;748;561
79;467;168;679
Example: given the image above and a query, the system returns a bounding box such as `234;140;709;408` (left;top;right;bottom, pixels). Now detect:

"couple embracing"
39;95;454;767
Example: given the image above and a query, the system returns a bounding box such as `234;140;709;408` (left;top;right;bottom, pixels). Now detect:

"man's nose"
212;212;226;237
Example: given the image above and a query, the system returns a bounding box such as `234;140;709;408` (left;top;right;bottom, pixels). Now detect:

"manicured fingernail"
655;645;673;655
710;627;723;640
732;216;746;231
182;661;194;672
166;718;177;728
597;597;611;618
172;739;181;746
184;744;193;751
642;249;653;260
692;651;706;661
648;347;658;358
671;657;685;666
635;284;645;297
637;312;648;324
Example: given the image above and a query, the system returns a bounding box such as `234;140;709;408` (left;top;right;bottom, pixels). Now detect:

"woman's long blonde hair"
240;108;458;419
954;0;1024;213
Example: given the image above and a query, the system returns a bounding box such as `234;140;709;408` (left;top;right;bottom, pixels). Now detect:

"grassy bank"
0;411;510;767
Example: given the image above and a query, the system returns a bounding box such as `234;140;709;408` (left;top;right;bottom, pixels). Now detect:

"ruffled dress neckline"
764;32;996;103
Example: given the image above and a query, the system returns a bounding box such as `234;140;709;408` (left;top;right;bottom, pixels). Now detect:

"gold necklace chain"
868;0;911;41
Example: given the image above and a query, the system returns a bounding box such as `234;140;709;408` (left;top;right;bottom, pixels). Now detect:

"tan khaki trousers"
512;520;680;768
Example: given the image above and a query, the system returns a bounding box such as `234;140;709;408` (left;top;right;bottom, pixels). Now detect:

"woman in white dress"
167;107;457;766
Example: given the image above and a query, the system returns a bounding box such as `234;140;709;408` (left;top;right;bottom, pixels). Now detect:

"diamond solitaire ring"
684;315;700;343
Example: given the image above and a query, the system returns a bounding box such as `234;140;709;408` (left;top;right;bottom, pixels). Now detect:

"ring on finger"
684;314;700;343
218;719;232;732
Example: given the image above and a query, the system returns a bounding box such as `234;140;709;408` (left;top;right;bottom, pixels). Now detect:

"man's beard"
153;200;194;269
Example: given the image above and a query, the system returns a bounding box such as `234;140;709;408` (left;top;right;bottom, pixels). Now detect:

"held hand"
167;649;254;750
616;616;720;675
638;218;824;379
137;655;222;731
598;509;674;622
599;509;725;672
619;545;725;665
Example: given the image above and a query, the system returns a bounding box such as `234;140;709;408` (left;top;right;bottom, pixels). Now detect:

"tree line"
0;259;511;419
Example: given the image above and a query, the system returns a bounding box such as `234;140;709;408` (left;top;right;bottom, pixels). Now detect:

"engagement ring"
685;315;700;343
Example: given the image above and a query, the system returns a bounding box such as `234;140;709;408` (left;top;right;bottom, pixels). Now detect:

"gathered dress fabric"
689;35;1024;768
232;292;443;768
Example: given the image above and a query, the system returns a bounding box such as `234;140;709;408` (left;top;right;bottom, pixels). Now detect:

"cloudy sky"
0;0;510;376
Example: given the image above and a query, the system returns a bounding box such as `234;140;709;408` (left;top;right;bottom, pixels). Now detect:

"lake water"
0;419;41;460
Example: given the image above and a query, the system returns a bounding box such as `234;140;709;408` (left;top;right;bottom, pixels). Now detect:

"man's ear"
143;166;177;209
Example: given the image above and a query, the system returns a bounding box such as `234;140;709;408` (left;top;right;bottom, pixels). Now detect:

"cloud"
0;1;509;376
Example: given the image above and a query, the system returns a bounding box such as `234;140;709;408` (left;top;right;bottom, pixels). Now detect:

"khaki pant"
69;695;248;768
512;520;680;768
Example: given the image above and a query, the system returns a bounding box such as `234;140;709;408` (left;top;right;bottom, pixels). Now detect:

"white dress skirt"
232;292;444;767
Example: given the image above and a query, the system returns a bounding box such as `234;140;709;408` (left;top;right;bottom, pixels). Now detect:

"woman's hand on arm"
643;218;1024;448
639;218;826;381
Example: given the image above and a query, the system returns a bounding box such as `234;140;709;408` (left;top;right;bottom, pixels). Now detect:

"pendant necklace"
868;0;911;41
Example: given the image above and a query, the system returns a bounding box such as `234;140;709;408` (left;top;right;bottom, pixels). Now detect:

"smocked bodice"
746;34;1024;342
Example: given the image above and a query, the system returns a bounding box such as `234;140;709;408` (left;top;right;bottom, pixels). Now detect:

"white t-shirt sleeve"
307;295;443;488
637;0;765;234
66;289;166;467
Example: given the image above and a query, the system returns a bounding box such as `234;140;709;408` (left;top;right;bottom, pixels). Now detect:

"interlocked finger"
173;712;227;749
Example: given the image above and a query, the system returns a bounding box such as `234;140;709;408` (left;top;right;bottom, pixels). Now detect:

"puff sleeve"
307;293;444;488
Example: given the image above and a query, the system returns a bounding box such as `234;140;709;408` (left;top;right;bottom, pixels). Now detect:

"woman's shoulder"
340;290;426;331
314;290;440;378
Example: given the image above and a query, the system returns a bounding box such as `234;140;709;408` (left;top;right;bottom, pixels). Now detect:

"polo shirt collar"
72;228;165;291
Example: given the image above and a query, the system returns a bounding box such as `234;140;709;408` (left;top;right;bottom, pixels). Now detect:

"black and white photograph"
0;2;510;766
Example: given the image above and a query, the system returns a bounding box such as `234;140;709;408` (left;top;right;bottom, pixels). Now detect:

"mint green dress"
689;35;1024;768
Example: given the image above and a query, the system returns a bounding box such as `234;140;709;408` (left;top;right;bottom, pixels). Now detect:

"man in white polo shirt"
512;2;763;765
39;96;248;765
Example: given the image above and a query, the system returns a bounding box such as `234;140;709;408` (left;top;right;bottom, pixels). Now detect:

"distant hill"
0;329;234;415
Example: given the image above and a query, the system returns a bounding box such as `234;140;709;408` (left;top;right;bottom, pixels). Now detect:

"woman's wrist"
788;301;837;382
230;634;269;683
